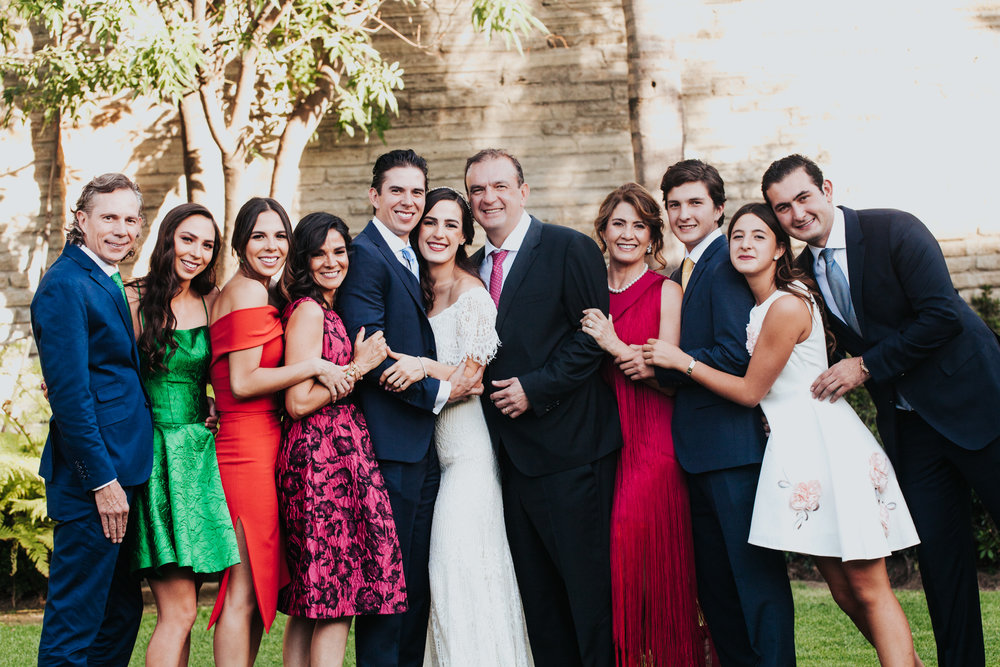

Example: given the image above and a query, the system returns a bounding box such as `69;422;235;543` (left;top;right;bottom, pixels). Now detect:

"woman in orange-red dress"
207;198;347;666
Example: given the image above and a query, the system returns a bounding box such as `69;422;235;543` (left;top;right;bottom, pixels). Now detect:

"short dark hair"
67;173;144;251
593;183;667;269
231;197;294;277
464;148;525;187
761;154;825;204
659;159;727;227
371;149;429;193
283;212;352;308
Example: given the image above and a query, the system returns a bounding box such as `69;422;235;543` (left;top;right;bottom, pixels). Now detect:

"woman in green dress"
127;203;240;665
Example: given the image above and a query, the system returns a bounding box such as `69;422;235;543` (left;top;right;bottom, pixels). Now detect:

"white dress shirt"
807;207;851;325
684;227;724;265
478;211;532;289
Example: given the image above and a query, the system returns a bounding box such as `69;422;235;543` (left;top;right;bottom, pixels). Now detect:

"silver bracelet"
686;358;697;376
418;356;427;380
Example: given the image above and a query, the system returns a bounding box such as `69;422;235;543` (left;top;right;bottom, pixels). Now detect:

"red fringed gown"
606;271;711;666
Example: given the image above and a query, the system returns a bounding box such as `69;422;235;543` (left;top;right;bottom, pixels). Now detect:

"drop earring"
646;244;652;255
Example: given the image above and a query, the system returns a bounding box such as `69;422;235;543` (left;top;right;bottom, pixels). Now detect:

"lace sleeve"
455;288;501;365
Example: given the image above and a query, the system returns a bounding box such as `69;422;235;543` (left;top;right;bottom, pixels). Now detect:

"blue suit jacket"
655;235;766;474
30;243;153;521
338;222;441;463
797;206;1000;456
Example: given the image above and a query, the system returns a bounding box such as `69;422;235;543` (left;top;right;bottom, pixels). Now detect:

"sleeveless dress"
277;298;407;618
747;284;920;560
605;271;710;667
130;323;240;575
208;306;290;632
423;287;533;667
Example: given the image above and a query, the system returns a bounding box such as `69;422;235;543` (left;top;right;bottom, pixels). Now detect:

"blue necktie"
401;247;418;277
821;248;860;334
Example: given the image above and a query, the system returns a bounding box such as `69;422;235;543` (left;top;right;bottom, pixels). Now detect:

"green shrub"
970;286;1000;569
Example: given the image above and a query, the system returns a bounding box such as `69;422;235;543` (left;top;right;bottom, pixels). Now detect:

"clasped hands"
580;308;657;380
380;351;485;403
313;327;388;402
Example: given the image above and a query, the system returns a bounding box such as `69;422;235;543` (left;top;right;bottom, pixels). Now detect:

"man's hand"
448;361;484;402
490;377;530;418
204;396;220;435
94;480;129;543
811;357;869;402
616;344;654;380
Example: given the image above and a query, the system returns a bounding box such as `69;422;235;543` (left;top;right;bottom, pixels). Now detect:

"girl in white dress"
643;203;922;667
380;187;533;667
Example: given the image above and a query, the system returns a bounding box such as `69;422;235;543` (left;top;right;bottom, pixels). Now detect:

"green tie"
110;271;128;307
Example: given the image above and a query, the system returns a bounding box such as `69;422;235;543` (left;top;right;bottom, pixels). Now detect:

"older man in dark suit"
31;173;154;666
764;153;1000;667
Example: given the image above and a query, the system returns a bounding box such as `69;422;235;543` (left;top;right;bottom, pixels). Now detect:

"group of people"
29;147;1000;667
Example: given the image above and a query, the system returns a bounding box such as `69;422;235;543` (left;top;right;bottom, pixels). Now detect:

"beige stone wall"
3;0;1000;374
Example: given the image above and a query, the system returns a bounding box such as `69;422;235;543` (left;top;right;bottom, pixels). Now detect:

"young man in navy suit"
31;173;154;665
644;160;795;666
764;154;1000;667
338;149;482;667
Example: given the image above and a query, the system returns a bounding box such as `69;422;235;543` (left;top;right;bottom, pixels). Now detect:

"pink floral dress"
746;283;919;561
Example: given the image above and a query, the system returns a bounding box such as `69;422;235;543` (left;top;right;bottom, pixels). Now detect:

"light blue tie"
821;248;860;334
401;246;418;277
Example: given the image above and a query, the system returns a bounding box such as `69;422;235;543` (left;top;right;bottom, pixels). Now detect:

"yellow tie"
681;257;695;292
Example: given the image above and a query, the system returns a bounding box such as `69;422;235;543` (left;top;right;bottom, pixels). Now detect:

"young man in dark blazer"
644;160;795;667
31;173;154;665
466;148;621;667
764;154;1000;667
339;149;481;667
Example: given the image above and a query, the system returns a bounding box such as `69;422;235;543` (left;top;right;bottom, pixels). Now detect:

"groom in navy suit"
339;149;481;667
644;160;795;666
764;154;1000;667
31;173;154;665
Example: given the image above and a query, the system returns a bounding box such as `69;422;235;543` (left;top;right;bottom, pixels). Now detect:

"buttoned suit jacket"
30;242;153;521
795;206;1000;458
471;217;621;476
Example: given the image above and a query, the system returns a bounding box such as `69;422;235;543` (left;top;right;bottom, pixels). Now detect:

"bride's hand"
380;349;425;392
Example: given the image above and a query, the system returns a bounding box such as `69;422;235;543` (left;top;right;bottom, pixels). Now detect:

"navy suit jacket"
338;222;441;463
797;206;1000;456
30;243;153;521
655;235;766;474
472;217;621;476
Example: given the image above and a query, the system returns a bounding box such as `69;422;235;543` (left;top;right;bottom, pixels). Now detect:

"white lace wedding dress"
423;287;533;667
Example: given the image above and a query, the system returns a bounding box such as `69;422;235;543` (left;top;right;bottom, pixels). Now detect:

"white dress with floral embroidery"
423;287;533;667
747;283;919;560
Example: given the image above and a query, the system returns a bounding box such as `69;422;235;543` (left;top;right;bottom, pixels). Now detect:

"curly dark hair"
408;188;482;311
593;182;667;269
282;212;352;309
729;202;834;352
134;203;220;374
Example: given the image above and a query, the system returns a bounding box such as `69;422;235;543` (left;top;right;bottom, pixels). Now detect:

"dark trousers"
499;447;617;667
38;490;142;667
356;447;440;667
687;464;796;667
893;410;1000;667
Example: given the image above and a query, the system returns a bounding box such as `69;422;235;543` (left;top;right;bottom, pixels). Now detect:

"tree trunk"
620;0;685;266
178;91;224;214
219;155;247;280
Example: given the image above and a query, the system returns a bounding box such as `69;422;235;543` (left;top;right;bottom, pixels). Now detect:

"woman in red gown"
208;198;344;666
581;183;712;666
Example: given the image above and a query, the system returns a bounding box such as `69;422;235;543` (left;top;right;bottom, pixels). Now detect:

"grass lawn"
3;584;999;666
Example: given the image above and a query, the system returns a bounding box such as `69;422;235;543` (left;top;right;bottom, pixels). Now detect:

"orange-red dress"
207;306;290;632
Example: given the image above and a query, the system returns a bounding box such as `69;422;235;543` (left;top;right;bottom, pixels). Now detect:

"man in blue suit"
764;154;1000;667
338;149;481;667
644;160;795;666
31;173;154;665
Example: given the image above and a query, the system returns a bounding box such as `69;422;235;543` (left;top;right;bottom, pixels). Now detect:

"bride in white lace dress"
381;188;532;667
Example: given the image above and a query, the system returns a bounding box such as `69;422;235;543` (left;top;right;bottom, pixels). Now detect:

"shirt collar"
483;211;532;256
808;205;846;261
370;215;411;254
78;244;118;277
685;227;723;264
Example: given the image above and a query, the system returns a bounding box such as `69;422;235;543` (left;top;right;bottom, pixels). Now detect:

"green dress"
131;326;240;574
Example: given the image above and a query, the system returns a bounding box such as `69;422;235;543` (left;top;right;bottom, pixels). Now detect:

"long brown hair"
409;188;481;310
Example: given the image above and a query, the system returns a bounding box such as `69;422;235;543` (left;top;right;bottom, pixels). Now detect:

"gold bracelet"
686;358;697;375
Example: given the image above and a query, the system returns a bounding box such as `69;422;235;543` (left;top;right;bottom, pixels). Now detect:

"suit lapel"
362;223;425;311
681;236;725;310
495;217;542;333
840;206;867;336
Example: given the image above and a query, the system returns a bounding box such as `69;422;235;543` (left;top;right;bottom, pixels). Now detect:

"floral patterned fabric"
746;283;919;561
277;298;406;618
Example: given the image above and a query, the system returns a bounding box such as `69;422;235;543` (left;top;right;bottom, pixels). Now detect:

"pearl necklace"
608;267;647;294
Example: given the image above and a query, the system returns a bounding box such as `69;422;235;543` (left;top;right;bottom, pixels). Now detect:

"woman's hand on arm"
380;349;427;392
351;327;388;375
580;308;630;357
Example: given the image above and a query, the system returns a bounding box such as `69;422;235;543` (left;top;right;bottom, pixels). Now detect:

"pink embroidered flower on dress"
879;502;891;537
789;480;822;513
869;453;889;494
746;323;759;356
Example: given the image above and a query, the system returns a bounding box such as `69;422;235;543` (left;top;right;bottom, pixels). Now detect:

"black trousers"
499;446;617;667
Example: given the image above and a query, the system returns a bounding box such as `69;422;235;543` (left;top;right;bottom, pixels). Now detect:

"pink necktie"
489;250;509;308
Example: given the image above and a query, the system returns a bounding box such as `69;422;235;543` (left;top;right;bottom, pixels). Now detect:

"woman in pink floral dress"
277;212;405;666
644;203;922;667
